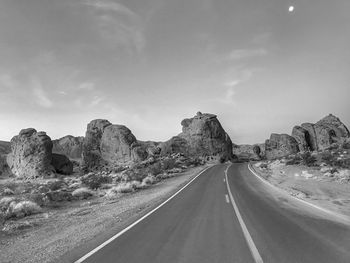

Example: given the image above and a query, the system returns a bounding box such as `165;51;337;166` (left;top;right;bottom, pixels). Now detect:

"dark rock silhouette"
8;128;54;178
161;112;233;161
51;153;73;175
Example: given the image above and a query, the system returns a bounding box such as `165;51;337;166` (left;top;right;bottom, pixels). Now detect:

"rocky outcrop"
161;112;233;161
51;153;73;175
8;128;54;178
52;135;84;160
82;119;151;171
265;133;299;160
232;143;265;161
0;141;11;155
293;114;350;151
291;126;312;152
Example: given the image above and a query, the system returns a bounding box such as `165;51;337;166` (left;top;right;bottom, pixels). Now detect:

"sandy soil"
0;166;208;263
252;162;350;218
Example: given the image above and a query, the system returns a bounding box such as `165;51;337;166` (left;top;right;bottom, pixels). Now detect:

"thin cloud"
83;0;138;19
0;74;17;89
83;0;145;53
229;48;267;60
78;82;95;90
31;78;54;108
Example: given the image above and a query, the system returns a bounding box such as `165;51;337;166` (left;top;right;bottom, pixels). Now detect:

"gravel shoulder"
251;162;350;218
0;165;209;263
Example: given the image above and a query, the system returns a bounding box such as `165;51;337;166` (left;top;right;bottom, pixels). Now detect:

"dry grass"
72;187;94;199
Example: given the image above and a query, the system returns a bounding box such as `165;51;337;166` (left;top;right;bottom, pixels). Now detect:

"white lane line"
225;164;264;263
225;194;230;203
247;163;350;223
74;166;212;263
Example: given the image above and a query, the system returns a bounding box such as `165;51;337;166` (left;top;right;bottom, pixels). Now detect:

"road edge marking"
225;164;264;263
74;165;213;263
247;163;350;222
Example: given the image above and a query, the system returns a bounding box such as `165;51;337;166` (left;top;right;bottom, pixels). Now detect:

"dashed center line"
223;178;226;183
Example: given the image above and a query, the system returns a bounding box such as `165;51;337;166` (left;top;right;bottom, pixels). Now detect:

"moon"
288;6;294;12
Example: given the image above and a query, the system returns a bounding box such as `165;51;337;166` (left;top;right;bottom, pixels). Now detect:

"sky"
0;0;349;144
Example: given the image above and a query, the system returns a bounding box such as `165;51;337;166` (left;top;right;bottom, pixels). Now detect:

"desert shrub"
285;155;301;165
332;158;350;169
6;200;42;219
111;181;140;193
0;197;17;212
321;151;334;164
161;158;176;170
48;180;66;191
28;193;46;206
81;173;111;190
148;162;162;176
142;175;156;186
341;141;350;150
2;188;14;196
72;187;94;199
300;152;317;167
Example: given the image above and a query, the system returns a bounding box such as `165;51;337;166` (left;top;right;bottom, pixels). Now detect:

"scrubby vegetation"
0;152;206;230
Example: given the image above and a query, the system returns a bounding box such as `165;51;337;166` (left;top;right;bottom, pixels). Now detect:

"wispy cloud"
0;74;17;89
83;0;145;53
78;82;95;90
83;0;138;19
228;48;267;60
31;78;54;108
90;95;104;106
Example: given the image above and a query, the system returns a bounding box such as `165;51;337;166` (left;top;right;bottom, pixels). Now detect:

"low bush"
72;187;94;199
111;182;138;193
300;152;317;167
141;175;156;186
48;180;66;191
81;173;111;190
7;201;42;219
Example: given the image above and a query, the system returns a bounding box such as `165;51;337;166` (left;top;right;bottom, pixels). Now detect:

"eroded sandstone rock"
161;112;233;161
8;128;54;178
265;133;299;160
51;153;73;175
52;135;84;160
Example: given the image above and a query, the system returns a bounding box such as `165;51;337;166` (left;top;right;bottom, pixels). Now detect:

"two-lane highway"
73;163;350;263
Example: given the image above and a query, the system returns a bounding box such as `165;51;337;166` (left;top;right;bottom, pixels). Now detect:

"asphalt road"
75;163;350;263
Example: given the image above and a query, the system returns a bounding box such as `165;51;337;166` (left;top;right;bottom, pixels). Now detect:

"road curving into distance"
73;163;350;263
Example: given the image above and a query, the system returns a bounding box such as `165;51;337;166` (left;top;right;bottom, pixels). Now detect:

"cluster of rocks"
0;111;233;178
232;144;265;161
5;129;74;179
236;114;349;160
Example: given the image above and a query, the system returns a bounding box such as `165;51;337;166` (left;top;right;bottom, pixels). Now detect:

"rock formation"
161;112;233;161
232;143;265;161
51;153;73;175
265;133;299;160
8;128;54;178
293;114;350;151
52;135;84;160
82;119;154;171
0;141;11;155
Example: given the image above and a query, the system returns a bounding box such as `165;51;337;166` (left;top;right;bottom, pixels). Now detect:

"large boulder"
51;153;73;175
161;112;233;161
52;135;84;160
295;114;350;151
82;119;112;171
265;133;299;160
232;143;265;161
82;119;150;171
100;124;139;163
291;126;312;152
314;114;350;150
8;128;54;178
